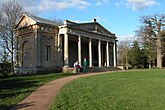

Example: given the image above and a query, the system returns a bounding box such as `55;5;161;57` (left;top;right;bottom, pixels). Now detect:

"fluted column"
89;38;92;67
98;40;101;67
64;34;69;67
78;36;82;66
106;41;110;67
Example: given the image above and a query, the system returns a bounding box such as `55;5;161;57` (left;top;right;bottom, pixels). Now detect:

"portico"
58;20;117;70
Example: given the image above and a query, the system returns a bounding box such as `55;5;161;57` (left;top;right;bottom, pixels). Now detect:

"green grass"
0;72;72;110
49;69;165;110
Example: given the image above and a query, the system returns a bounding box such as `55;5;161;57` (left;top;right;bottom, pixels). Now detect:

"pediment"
86;25;104;34
15;14;37;29
72;23;114;37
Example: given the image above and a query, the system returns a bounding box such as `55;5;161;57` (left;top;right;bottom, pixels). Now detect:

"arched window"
22;41;30;50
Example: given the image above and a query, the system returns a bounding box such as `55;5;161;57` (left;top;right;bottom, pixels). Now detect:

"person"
104;62;107;66
73;61;80;73
83;58;88;73
73;61;80;69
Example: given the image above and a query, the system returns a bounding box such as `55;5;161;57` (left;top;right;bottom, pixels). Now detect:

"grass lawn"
49;69;165;110
0;72;72;110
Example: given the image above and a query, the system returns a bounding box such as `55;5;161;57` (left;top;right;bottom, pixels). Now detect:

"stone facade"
15;14;117;74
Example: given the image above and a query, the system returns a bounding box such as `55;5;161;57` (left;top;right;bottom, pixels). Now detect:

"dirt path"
11;71;116;110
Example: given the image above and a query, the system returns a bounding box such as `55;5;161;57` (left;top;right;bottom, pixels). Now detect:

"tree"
117;40;131;69
0;0;23;74
0;44;11;77
141;14;165;68
128;41;145;69
161;30;165;67
135;25;157;69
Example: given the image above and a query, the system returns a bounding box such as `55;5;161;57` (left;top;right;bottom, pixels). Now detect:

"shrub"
0;62;11;77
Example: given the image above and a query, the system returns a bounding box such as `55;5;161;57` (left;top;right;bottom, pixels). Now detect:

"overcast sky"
1;0;165;40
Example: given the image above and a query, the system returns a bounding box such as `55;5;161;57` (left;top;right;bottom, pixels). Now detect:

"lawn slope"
50;69;165;110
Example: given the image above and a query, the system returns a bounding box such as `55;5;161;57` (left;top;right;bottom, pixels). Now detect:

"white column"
64;34;69;67
106;41;110;67
98;40;102;67
113;42;117;66
78;36;81;66
89;38;92;67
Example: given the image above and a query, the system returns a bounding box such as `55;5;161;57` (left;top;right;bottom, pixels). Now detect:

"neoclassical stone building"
15;14;117;74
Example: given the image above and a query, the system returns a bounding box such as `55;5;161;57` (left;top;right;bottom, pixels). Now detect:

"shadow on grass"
11;102;35;110
0;78;38;89
0;72;73;110
0;78;38;110
0;102;35;110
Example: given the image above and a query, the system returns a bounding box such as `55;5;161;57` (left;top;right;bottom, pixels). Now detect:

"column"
58;34;60;49
89;38;92;67
106;41;110;67
98;40;101;67
58;34;63;67
64;34;69;67
113;42;117;66
78;36;82;66
34;30;41;67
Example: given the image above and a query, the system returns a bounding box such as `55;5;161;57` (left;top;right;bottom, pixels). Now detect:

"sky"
1;0;165;41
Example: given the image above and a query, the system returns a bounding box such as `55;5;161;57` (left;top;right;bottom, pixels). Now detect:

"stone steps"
63;66;122;73
87;66;122;72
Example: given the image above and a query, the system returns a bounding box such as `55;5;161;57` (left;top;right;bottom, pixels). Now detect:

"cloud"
36;0;91;12
0;0;110;15
115;1;124;8
117;35;135;41
0;0;91;15
94;0;110;6
126;0;157;11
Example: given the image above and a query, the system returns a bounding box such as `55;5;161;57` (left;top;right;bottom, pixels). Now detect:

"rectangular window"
46;46;51;61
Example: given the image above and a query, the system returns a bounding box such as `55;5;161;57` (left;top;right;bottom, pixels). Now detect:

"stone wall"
15;24;59;74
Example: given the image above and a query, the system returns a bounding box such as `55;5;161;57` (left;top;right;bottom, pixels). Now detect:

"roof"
26;13;60;26
15;13;60;29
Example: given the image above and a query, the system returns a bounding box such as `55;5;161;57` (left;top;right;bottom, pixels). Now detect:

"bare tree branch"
0;0;23;73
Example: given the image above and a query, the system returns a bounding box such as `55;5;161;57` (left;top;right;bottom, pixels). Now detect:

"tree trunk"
157;36;162;68
149;61;152;69
11;32;14;74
